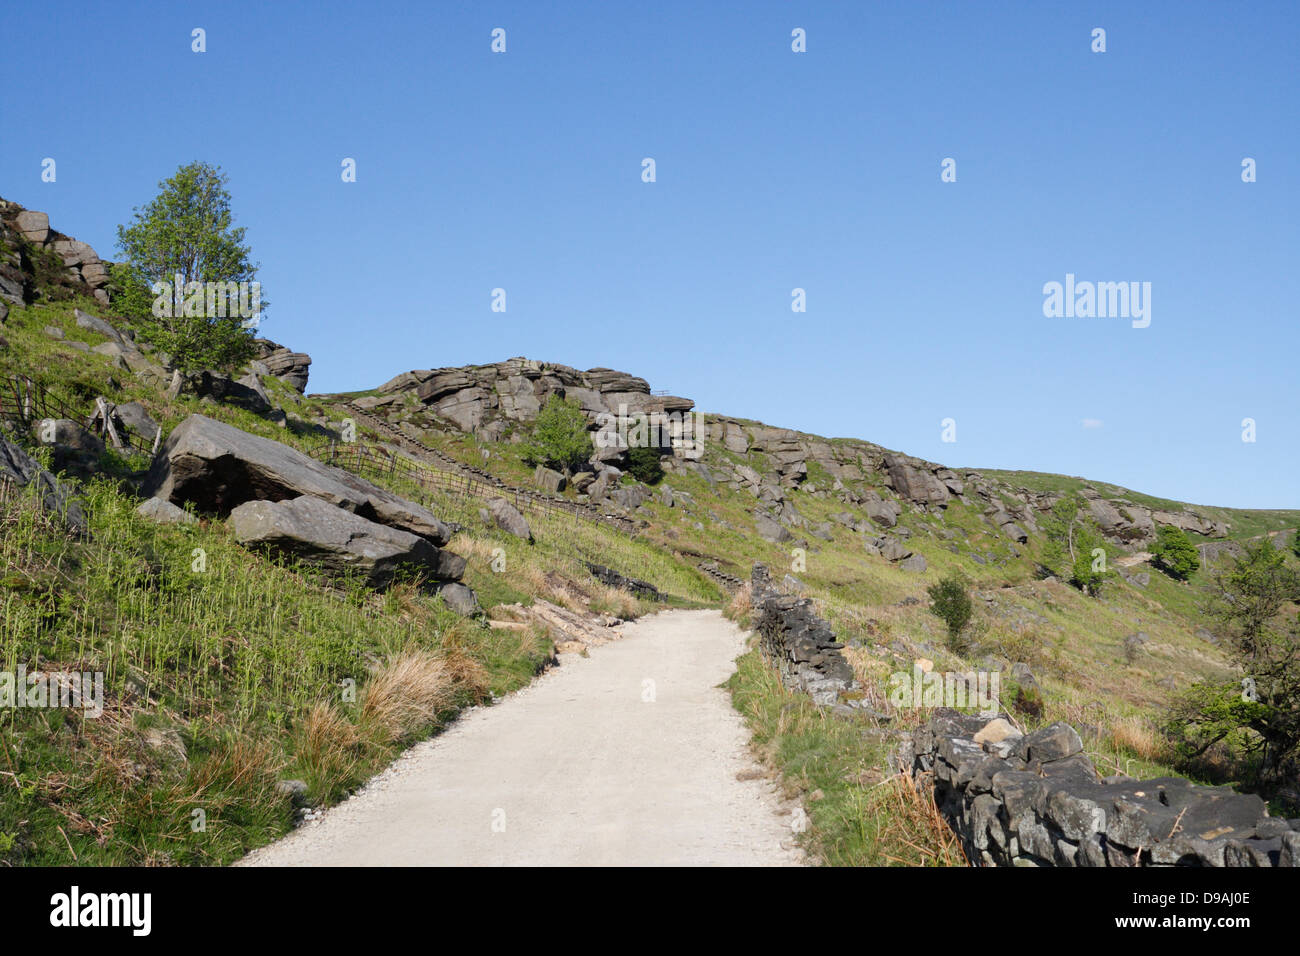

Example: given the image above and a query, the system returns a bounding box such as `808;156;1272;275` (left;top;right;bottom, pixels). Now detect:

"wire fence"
0;375;158;457
307;437;641;537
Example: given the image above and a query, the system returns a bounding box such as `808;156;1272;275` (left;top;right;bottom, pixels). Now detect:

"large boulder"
229;495;465;587
486;497;532;541
142;415;451;544
0;433;88;534
883;454;949;507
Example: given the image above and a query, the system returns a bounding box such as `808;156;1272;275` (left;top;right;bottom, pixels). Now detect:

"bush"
520;395;592;473
625;446;665;485
1151;524;1200;580
927;573;973;647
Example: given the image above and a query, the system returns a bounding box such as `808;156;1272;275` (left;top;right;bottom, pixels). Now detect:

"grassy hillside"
2;287;1298;866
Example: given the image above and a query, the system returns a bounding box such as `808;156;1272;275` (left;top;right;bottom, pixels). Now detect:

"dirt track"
240;609;803;866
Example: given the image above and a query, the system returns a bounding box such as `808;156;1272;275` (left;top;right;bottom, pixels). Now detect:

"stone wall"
893;708;1299;867
750;564;857;706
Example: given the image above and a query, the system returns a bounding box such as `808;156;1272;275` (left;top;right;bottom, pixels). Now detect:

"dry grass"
725;584;753;624
873;771;968;866
1107;713;1165;761
296;701;362;788
359;650;457;744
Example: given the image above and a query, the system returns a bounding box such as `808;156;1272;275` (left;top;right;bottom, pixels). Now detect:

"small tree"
927;573;973;648
114;161;261;372
625;446;665;485
1041;492;1112;596
1292;529;1300;560
521;395;592;473
1151;524;1201;580
1168;540;1300;783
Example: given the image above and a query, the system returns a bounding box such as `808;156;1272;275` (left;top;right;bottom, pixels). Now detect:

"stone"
533;465;566;493
142;414;452;544
43;325;64;339
229;495;464;587
1013;722;1083;764
900;554;928;572
136;496;198;525
486;497;532;542
0;434;88;534
112;401;159;444
755;511;792;543
437;582;479;616
74;309;127;345
15;210;50;244
974;717;1022;746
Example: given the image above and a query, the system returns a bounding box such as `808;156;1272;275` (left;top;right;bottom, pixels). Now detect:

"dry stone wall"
893;708;1299;867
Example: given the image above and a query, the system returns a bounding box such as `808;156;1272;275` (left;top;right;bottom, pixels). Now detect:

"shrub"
1151;524;1200;580
926;573;973;648
520;394;592;473
625;445;665;485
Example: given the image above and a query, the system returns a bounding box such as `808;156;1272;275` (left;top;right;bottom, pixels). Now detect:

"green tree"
113;161;261;371
625;446;665;485
1168;541;1300;783
1039;492;1112;596
1151;524;1201;580
1292;529;1300;560
927;573;974;648
521;395;592;473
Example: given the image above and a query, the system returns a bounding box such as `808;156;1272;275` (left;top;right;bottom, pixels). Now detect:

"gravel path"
240;609;803;866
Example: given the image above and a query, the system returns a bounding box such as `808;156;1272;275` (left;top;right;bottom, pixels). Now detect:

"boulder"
136;496;198;525
142;415;452;544
436;582;480;616
229;495;464;587
0;434;88;534
15;210;49;244
486;497;532;542
533;465;566;494
900;554;928;572
755;511;792;543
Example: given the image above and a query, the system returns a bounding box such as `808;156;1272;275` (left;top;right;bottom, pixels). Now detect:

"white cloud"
1081;418;1103;429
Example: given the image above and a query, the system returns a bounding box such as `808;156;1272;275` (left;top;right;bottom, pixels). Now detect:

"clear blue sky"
3;1;1296;509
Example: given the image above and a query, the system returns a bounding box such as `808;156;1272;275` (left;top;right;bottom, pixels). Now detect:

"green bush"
625;446;665;485
520;395;592;473
926;573;973;648
1151;524;1200;580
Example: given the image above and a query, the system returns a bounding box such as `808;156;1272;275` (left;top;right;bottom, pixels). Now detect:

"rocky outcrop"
362;357;693;443
253;339;311;392
230;495;465;588
751;564;857;706
0;200;112;307
894;709;1299;867
142;415;452;544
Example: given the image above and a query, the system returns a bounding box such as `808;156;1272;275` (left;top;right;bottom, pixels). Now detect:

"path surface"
241;609;803;866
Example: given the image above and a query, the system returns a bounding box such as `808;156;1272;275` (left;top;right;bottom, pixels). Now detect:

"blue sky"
2;1;1296;508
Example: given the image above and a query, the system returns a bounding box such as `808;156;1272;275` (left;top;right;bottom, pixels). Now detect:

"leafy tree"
1151;524;1201;580
1292;529;1300;560
927;573;973;648
113;161;261;371
1168;541;1300;783
1039;492;1113;596
520;395;592;473
625;446;665;485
